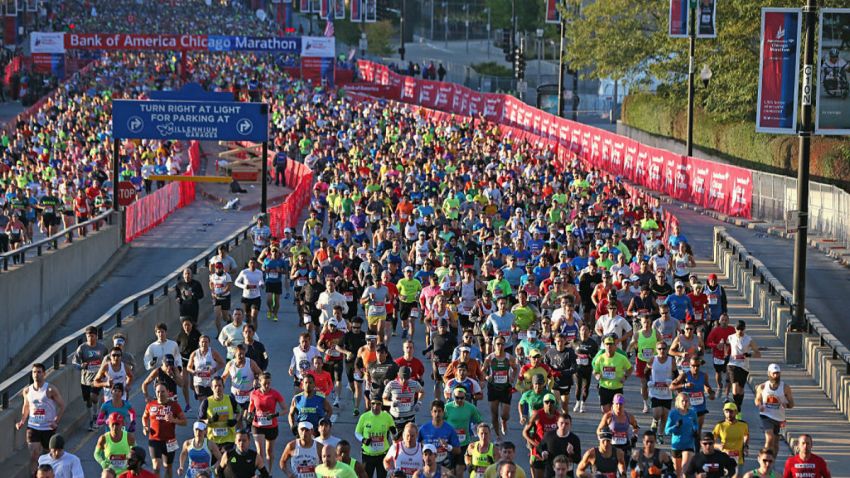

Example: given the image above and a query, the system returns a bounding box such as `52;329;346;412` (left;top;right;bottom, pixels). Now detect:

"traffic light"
501;30;512;52
398;46;406;61
513;47;526;80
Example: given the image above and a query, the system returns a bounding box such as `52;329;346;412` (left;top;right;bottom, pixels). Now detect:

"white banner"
301;36;335;58
30;32;66;54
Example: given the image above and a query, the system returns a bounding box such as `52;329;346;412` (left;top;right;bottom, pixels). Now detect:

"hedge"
621;93;850;191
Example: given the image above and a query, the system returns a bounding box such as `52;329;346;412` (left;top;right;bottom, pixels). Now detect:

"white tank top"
459;281;477;314
760;380;787;422
103;362;128;402
27;382;57;431
291;440;320;478
192;348;215;388
648;357;674;400
727;334;752;370
293;347;319;379
392;442;424;478
228;358;255;403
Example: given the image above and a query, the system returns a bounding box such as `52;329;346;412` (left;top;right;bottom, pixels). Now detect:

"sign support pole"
261;141;268;213
791;0;817;332
686;0;696;157
112;139;120;212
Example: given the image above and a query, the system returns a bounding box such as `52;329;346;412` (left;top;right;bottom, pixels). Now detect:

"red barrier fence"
124;140;199;242
269;160;313;237
355;60;753;219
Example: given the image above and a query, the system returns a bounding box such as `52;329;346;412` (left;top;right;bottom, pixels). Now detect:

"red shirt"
394;356;426;383
74;197;89;218
687;292;708;321
306;369;334;396
705;326;735;359
119;470;159;478
783;454;831;478
385;282;399;314
249;388;286;428
143;400;184;442
319;330;346;362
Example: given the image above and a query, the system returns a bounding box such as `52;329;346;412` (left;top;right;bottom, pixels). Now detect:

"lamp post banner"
815;8;850;135
695;0;717;38
756;8;802;134
669;0;689;37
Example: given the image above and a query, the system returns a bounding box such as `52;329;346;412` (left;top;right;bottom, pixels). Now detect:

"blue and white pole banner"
300;0;309;13
756;8;802;134
815;8;850;136
669;0;689;38
206;36;301;53
333;0;344;19
30;31;65;53
545;0;560;25
364;0;377;23
301;36;336;58
695;0;717;39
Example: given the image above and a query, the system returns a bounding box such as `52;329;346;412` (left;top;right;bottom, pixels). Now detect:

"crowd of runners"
3;2;834;478
14;76;831;478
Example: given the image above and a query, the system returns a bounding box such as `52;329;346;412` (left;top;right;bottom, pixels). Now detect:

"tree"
485;0;543;33
366;20;395;56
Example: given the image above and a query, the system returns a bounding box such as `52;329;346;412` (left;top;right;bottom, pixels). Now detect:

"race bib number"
641;349;654;360
267;272;279;279
456;428;467;443
296;279;307;287
297;465;317;478
256;414;273;427
213;427;229;437
437;363;448;375
344;292;354;302
303;314;312;324
166;438;179;453
656;296;667;305
713;356;726;366
87;359;102;373
708;295;718;305
577;354;589;366
612;432;628;445
733;354;745;361
109;454;127;470
602;366;616;380
654;381;668;389
397;397;413;413
369;436;385;452
690;392;705;406
493;371;508;384
410;308;420;319
31;409;47;425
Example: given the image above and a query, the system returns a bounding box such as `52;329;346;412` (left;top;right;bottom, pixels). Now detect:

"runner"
95;413;136;475
176;422;221;478
592;335;633;413
713;402;749;472
234;258;265;330
96;384;136;433
444;387;483;478
628;431;674;478
727;321;761;414
383;366;424;431
198;377;241;452
575;430;626;478
141;382;188;478
220;345;262;412
340;319;368;416
629;314;660;414
705;314;735;396
289;333;321;388
466;423;496;478
218;430;269;478
93;347;134;403
73;326;108;431
683;432;737;478
782;434;831;478
412;444;454;478
418;400;461;474
742;449;777;478
209;262;233;332
535;412;582;478
525;394;561;478
596;394;640;470
670;356;715;433
248;372;287;467
573;325;598;414
262;247;286;321
281;421;324;478
337;440;369;478
17;363;65;475
665;392;699;477
354;399;395;478
186;336;225;402
289;374;333;433
482;336;519;441
754;364;794;458
384;423;425;478
646;341;674;444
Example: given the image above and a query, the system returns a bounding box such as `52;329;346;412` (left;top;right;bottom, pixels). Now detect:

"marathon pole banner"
669;0;689;38
350;0;362;22
364;0;377;22
30;31;65;53
320;0;329;19
815;8;850;136
333;0;345;19
756;8;801;134
300;0;309;12
545;0;560;25
695;0;717;39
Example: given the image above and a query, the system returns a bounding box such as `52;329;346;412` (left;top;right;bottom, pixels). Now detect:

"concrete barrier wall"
0;217;123;368
713;227;850;423
0;233;252;475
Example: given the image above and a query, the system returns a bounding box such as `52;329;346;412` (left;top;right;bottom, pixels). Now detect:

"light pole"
557;0;566;117
536;28;544;86
443;1;449;48
486;8;491;58
685;0;696;156
430;0;435;40
791;0;818;332
464;3;469;54
399;0;406;61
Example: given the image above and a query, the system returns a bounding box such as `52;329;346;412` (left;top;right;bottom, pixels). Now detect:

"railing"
0;210;115;272
0;224;252;409
714;227;850;375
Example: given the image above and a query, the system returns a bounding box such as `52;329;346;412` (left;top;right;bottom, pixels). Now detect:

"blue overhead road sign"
112;99;269;142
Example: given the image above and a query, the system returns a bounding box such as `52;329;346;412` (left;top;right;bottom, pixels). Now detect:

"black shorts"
81;384;100;400
672;448;694;458
26;428;55;449
487;384;512;404
727;365;749;386
149;440;177;463
554;384;573;395
214;297;232;310
713;358;729;375
43;214;60;227
266;282;283;295
650;398;672;409
324;361;344;381
760;415;783;435
598;387;624;407
696;409;709;417
253;425;280;440
194;385;213;400
242;297;261;310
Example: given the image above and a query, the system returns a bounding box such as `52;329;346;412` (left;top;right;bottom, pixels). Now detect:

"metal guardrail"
715;227;850;375
0;223;252;409
0;210;115;272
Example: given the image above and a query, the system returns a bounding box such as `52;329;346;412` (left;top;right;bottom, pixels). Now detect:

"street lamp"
700;64;712;88
464;3;469;54
399;0;407;61
685;0;697;157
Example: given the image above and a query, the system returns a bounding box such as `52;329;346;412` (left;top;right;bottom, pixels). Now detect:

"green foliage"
366;21;394;56
484;0;544;34
470;62;513;77
332;18;362;46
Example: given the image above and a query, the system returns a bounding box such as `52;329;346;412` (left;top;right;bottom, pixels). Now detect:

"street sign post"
111;82;271;212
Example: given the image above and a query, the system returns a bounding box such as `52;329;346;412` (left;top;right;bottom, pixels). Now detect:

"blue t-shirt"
502;266;524;288
419;421;460;465
293;393;326;427
263;258;286;283
665;407;699;451
571;256;589;271
664;294;695;322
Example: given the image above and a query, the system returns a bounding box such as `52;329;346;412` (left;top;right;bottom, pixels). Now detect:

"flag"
324;6;335;37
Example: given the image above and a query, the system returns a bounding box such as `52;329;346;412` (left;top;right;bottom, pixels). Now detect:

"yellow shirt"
483;463;527;478
713;420;749;464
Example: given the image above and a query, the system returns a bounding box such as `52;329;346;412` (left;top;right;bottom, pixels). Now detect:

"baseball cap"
603;335;617;345
404;266;414;272
214;262;224;268
708;273;718;281
543;393;557;402
768;363;781;374
423;444;438;454
723;402;738;412
529;349;542;358
399;366;412;378
193;421;207;431
674;280;685;288
164;354;175;365
298;421;314;430
365;334;378;340
308;271;318;278
107;412;125;426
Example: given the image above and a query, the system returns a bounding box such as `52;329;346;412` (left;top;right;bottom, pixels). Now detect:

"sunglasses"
760;459;774;463
111;354;122;357
543;400;555;403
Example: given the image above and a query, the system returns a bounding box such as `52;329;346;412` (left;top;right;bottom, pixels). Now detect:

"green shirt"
592;352;632;390
518;389;548;415
316;462;357;478
511;305;537;331
445;400;482;446
355;411;395;456
396;278;423;303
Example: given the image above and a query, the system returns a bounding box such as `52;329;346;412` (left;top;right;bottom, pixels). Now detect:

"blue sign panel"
112;100;269;142
207;35;301;53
